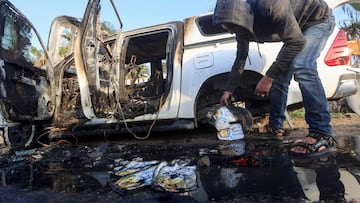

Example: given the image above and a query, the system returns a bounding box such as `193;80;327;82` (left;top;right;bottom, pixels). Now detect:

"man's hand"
255;75;273;97
221;91;232;106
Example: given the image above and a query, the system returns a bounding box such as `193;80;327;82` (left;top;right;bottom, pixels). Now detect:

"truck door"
113;24;183;120
75;0;183;121
0;1;55;148
74;0;119;119
0;1;54;122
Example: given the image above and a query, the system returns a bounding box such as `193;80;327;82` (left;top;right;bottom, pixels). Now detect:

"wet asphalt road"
1;127;360;203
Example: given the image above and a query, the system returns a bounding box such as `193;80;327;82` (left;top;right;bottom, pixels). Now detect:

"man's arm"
265;0;306;79
224;35;250;92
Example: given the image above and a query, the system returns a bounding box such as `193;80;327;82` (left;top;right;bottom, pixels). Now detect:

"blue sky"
10;0;216;44
8;0;357;46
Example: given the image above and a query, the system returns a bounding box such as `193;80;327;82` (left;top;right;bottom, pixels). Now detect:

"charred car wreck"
0;0;359;149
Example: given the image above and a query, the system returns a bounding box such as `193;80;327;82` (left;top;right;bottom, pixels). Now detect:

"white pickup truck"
0;0;359;148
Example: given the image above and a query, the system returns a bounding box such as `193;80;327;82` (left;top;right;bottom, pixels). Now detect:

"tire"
4;124;36;149
227;104;254;133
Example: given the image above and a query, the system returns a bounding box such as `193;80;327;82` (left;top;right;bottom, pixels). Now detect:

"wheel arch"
194;73;228;126
194;70;269;126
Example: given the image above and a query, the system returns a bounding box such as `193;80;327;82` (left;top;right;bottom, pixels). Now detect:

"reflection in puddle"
1;136;360;202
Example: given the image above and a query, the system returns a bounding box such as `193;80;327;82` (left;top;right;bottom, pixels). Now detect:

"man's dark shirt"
216;0;332;92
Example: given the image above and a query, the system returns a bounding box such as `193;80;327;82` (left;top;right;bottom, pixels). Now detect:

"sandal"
289;133;336;158
252;124;289;139
290;151;337;169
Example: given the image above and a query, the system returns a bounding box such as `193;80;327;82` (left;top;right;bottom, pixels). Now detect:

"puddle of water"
1;135;360;202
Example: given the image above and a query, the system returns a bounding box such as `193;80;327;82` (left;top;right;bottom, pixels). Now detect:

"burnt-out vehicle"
0;0;359;149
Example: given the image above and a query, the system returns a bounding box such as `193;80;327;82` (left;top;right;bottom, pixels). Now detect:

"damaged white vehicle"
0;0;359;149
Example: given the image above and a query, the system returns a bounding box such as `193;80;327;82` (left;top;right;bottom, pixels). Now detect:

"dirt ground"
0;112;359;203
256;112;360;137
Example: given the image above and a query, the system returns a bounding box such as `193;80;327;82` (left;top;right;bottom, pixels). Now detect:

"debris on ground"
152;159;197;192
110;158;197;193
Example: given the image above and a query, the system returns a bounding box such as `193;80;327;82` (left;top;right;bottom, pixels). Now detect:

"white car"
0;0;359;149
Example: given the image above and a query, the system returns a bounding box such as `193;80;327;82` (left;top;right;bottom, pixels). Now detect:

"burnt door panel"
0;62;44;121
75;0;119;119
117;31;170;119
0;1;53;122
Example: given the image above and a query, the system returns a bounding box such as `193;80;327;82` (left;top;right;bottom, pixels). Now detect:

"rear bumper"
345;71;360;114
329;73;358;100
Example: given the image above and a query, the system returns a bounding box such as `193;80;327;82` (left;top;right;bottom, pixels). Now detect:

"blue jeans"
269;16;335;136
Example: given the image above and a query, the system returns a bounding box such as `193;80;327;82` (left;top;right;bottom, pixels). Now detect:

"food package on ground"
113;160;159;177
111;159;159;192
152;160;197;193
112;164;157;191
